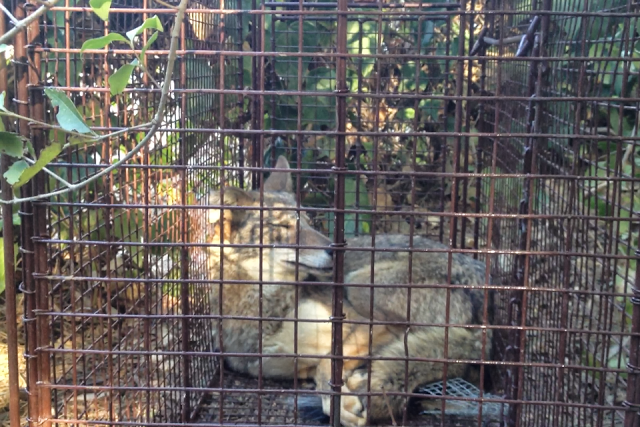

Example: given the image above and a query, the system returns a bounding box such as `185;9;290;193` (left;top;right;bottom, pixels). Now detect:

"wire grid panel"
4;0;639;425
21;0;242;423
481;0;640;426
418;378;508;420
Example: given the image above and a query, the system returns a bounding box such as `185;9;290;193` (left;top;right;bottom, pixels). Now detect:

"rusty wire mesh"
0;0;639;426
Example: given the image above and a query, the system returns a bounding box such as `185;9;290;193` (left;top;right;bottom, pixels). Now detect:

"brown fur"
193;156;494;427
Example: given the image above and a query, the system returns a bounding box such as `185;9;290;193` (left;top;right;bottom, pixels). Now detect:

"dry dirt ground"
0;294;27;427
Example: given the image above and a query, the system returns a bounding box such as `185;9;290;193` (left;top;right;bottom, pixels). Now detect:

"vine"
0;0;188;204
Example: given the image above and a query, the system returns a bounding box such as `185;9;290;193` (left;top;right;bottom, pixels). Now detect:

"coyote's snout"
193;155;494;427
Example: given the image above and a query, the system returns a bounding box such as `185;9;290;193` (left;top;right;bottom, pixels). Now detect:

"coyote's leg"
318;327;487;427
247;299;333;380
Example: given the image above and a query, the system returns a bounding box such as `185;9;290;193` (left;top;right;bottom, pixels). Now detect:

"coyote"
195;156;494;427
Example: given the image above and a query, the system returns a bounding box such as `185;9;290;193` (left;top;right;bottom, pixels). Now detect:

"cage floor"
194;370;502;427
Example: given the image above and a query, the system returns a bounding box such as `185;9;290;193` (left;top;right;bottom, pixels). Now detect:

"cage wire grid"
0;0;639;427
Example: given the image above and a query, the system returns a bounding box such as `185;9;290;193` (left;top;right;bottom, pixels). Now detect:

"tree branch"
621;124;637;168
0;3;20;26
1;0;189;204
61;123;152;150
0;0;60;46
0;109;154;153
0;109;97;140
152;0;178;9
135;55;162;89
22;156;73;187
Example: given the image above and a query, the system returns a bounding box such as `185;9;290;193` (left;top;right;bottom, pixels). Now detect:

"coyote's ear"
203;187;255;242
264;155;293;193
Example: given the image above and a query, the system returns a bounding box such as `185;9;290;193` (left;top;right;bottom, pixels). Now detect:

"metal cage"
0;0;639;426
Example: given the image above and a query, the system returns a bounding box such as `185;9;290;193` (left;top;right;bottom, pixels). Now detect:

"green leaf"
44;88;95;134
274;57;311;92
0;132;25;158
109;59;139;95
186;58;216;122
419;98;441;120
4;160;29;185
0;212;21;229
44;43;80;87
89;0;112;21
421;20;436;46
309;68;335;92
126;15;164;42
12;142;63;189
140;31;159;62
397;108;415;120
609;108;634;137
80;33;129;53
551;0;584;42
0;91;6;111
272;20;318;54
0;44;8;54
343;176;371;238
24;140;35;158
67;134;96;146
301;95;334;129
56;150;98;185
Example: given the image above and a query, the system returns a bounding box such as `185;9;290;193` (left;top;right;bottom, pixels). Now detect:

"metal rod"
27;10;52;424
179;5;192;421
330;0;348;424
13;4;40;426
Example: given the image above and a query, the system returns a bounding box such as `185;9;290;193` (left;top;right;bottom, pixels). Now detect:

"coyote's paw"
315;362;370;426
318;371;367;427
338;380;367;427
335;369;379;427
341;368;401;427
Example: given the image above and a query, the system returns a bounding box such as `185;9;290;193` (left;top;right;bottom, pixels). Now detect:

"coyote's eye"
266;222;291;229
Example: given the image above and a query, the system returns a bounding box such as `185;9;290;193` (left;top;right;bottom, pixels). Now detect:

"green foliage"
78;15;164;95
44;0;78;86
325;176;371;239
185;58;216;121
0;4;166;193
0;210;21;230
80;33;129;52
343;177;371;237
140;32;159;64
587;36;638;98
0;0;190;317
44;88;95;134
0;232;18;295
252;11;456;134
109;59;139;95
89;0;112;21
0;132;27;158
126;15;164;42
14;143;63;189
3;160;29;186
552;0;583;42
